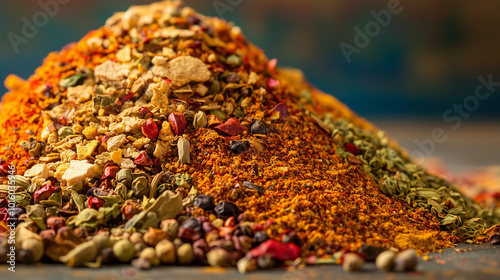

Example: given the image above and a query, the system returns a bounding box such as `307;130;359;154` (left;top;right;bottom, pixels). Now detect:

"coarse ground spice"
0;0;498;271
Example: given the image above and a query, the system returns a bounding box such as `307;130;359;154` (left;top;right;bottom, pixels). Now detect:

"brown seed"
177;243;195;264
394;249;418;272
237;257;258;274
376;250;396;271
156;239;176;264
143;227;169;247
343;253;364;272
139;247;160;266
160;219;179;239
207;248;234;267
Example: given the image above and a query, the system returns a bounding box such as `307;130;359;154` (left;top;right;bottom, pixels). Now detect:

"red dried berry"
141;118;159;139
168;112;187;135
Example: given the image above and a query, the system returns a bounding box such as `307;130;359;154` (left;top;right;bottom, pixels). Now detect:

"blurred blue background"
1;0;499;120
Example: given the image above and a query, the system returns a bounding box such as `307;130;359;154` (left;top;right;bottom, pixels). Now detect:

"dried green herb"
59;73;88;88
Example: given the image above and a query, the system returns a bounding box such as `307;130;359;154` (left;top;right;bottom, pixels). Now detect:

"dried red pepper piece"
0;208;9;223
34;181;56;204
46;216;66;232
101;164;120;180
134;151;152;166
139;106;153;116
271;103;288;118
246;239;301;261
141;118;159;139
344;143;359;155
119;91;135;103
214;118;246;136
168;112;188;135
266;77;280;89
87;197;105;210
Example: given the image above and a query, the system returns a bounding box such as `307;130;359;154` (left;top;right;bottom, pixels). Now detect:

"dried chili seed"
214;118;246;136
214;201;241;219
193;194;215;210
250;120;268;135
242;181;264;195
230;140;250;154
168;112;187;135
141;118;159;139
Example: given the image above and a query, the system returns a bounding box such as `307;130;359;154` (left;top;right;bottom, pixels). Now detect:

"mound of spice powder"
1;0;499;270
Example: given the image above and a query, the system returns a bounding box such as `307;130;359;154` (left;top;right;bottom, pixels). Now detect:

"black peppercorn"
193;194;215;210
250;120;268;135
230;140;250;154
214;201;241;219
253;231;269;246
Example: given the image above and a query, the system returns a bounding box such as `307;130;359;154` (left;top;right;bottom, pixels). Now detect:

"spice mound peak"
1;0;499;269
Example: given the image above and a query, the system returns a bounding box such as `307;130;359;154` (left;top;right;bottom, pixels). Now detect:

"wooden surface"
1;120;499;279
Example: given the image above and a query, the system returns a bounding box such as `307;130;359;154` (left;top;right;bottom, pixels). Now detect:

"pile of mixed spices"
1;0;499;272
